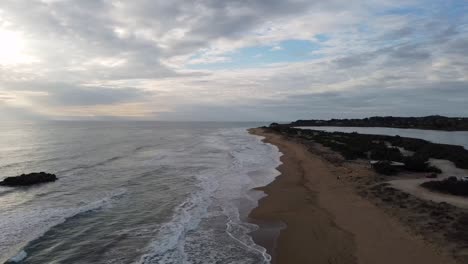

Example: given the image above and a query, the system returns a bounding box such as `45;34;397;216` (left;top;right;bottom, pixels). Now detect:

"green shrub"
373;161;399;175
421;178;468;196
403;156;442;173
370;146;403;162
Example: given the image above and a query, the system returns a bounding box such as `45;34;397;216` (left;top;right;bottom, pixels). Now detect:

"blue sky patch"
190;39;324;70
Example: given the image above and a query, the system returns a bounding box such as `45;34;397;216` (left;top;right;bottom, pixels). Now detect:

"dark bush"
373;161;399;175
414;144;468;169
448;176;458;182
448;214;468;243
370;146;403;162
267;125;468;170
289;116;468;131
403;156;442;173
421;178;468;197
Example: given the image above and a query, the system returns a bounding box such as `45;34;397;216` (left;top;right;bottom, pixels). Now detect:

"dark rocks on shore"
0;172;57;187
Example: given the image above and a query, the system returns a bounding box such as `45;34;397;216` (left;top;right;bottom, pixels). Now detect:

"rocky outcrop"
0;172;57;186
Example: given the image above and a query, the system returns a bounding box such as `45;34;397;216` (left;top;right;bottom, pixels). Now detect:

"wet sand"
249;128;457;264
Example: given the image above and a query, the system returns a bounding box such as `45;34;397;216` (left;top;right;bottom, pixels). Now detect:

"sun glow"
0;30;37;65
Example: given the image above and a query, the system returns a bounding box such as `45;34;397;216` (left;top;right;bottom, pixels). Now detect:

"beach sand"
249;128;457;264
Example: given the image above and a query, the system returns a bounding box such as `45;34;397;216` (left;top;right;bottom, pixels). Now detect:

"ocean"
0;122;281;264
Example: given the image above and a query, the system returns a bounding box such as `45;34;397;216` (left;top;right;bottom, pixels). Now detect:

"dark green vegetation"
289;115;468;131
370;147;403;162
403;156;441;173
266;125;468;175
421;177;468;197
0;172;57;186
373;161;399;175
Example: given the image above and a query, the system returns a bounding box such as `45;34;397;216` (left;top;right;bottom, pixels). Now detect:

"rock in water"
0;172;57;186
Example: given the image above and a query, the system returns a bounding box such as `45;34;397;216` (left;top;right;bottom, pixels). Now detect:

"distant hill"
287;116;468;131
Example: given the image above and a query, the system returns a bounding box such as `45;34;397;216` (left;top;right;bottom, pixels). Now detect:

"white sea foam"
0;122;281;263
7;250;27;263
137;128;282;264
0;188;127;263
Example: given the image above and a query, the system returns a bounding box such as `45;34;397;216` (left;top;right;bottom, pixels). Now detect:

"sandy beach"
249;128;457;264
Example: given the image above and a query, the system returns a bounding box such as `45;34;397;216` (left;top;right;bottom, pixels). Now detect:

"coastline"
248;128;457;264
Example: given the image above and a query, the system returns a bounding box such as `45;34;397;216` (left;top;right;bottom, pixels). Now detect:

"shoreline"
248;128;457;264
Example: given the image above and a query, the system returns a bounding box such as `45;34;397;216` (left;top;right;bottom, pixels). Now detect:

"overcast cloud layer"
0;0;467;121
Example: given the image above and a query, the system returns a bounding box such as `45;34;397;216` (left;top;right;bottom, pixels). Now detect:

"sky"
0;0;467;121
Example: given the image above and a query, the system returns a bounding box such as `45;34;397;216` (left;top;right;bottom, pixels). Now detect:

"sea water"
0;122;281;264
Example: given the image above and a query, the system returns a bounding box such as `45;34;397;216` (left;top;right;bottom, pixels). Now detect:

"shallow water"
296;126;468;149
0;122;281;264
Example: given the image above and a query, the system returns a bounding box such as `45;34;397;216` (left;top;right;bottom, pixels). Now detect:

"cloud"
3;81;149;104
0;0;466;120
281;81;468;118
270;45;283;51
0;101;47;121
46;86;150;107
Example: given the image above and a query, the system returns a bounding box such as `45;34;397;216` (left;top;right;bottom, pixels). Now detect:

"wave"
57;155;126;173
225;214;271;262
136;172;217;263
135;128;281;264
133;145;159;153
0;141;158;173
58;144;160;174
6;250;27;263
1;127;281;263
1;143;160;178
0;155;77;172
1;188;127;263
